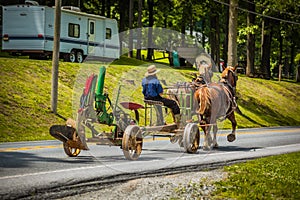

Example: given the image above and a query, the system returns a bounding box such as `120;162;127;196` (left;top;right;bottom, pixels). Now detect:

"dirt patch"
61;169;227;199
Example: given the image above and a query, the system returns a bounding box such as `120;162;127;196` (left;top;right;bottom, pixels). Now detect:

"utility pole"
51;0;61;114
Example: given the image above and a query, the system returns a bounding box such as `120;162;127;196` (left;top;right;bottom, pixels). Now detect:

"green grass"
0;56;300;142
170;152;300;199
212;152;300;199
235;76;300;128
0;57;80;141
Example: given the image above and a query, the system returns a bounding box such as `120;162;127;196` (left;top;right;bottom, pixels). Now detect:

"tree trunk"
279;30;283;66
210;15;217;66
210;14;220;72
101;0;105;16
189;2;193;37
202;19;206;49
147;0;154;61
128;0;134;58
261;17;271;79
106;0;111;18
297;65;300;82
246;0;255;77
227;0;238;67
119;0;127;55
180;12;186;47
222;1;229;70
215;14;220;72
290;38;295;79
136;0;142;60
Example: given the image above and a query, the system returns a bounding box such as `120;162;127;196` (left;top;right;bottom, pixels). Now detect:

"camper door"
88;19;104;57
88;19;95;55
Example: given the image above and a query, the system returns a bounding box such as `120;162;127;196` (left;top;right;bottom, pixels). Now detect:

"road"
1;126;300;199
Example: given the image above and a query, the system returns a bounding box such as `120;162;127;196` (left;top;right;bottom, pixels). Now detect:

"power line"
213;0;300;25
240;0;300;18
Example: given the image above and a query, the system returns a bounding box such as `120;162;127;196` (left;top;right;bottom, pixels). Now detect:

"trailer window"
90;22;95;35
68;23;80;38
106;28;112;40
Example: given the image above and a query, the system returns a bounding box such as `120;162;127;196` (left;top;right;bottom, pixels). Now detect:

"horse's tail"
194;87;210;115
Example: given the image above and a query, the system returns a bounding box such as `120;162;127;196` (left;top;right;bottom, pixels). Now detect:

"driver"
141;65;181;128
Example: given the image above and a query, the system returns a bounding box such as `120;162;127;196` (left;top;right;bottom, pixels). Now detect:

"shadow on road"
213;146;263;152
0;151;96;169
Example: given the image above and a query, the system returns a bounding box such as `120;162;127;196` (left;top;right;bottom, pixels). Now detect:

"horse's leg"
212;123;219;148
207;122;213;146
206;108;218;148
200;117;210;151
202;118;212;151
227;112;237;142
202;126;209;150
209;114;218;148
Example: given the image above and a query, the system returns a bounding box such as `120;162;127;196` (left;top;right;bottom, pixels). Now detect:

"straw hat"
145;65;160;77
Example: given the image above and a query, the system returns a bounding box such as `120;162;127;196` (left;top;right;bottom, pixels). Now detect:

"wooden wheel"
63;142;81;157
122;125;143;160
183;123;200;153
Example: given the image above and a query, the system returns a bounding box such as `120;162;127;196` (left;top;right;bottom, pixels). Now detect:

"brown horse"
166;63;214;125
220;65;238;97
194;65;238;150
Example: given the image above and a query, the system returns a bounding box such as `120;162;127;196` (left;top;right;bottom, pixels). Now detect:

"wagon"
50;66;200;160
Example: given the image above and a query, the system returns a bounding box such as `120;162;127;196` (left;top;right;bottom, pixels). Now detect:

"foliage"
2;0;299;79
295;53;300;63
212;152;300;199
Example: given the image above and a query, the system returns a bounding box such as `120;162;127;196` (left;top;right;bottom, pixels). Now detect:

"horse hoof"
202;146;211;151
213;144;219;149
227;134;236;142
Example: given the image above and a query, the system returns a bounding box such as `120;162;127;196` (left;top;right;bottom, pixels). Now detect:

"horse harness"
193;77;236;120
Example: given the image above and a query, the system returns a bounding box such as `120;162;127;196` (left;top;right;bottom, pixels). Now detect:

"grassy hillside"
0;57;299;142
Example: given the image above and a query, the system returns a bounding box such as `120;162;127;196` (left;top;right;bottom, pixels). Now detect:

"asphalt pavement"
0;126;300;199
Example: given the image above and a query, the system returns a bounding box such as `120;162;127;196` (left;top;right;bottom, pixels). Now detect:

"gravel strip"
61;169;227;200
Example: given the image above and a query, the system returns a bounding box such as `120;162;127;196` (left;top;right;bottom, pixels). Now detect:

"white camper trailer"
2;2;120;62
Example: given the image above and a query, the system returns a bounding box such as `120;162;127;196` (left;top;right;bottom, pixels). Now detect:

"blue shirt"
142;76;163;98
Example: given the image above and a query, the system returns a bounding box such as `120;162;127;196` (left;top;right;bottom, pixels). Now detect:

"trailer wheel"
122;125;143;160
63;142;81;157
76;51;84;63
67;50;76;63
183;123;200;153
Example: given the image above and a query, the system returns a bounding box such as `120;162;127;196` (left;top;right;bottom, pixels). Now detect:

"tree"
221;0;229;71
136;0;143;60
146;0;154;61
260;17;272;79
246;0;255;77
227;0;238;66
253;0;300;79
209;0;221;72
295;54;300;82
128;0;133;58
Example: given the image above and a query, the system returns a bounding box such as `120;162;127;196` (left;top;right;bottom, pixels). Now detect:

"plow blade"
49;118;89;150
